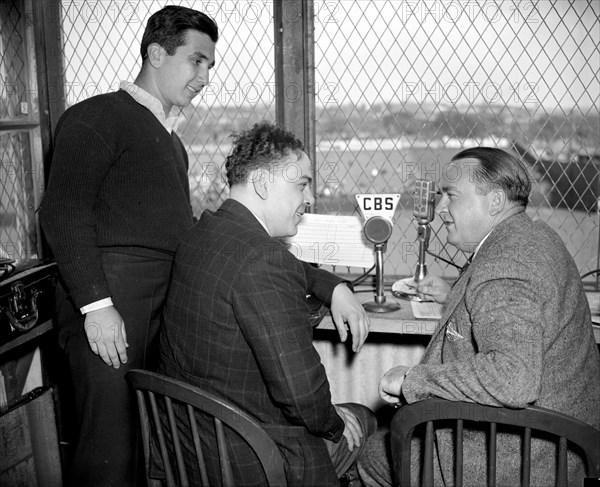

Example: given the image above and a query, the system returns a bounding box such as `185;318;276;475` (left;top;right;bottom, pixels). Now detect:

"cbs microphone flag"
355;194;401;222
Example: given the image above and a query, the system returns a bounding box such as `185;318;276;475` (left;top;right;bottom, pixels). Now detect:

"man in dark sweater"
39;6;218;486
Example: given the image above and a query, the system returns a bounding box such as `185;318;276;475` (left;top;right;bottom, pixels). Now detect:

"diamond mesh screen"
59;0;275;216
0;131;37;260
1;0;38;260
314;0;599;278
55;0;598;278
0;1;27;120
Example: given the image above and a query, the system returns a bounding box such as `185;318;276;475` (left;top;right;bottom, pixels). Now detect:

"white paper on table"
411;300;443;319
285;213;375;268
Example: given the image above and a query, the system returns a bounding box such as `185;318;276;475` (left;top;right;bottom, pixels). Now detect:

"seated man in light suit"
358;147;600;486
158;121;377;486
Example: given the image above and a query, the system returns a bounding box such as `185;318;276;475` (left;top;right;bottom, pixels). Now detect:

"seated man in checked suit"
158;121;377;486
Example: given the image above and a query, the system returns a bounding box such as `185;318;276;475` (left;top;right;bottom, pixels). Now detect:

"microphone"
412;180;437;283
355;194;401;313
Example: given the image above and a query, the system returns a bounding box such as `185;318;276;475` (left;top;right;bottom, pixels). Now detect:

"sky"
60;0;599;110
313;0;599;109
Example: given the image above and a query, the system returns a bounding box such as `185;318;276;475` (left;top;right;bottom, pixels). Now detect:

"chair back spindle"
391;399;600;487
126;369;287;487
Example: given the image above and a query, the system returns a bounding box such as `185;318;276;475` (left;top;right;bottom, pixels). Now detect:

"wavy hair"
140;6;218;62
225;122;305;186
451;147;531;207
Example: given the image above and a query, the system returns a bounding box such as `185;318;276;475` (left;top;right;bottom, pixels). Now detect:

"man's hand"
416;275;450;304
84;306;129;368
379;365;413;405
330;283;370;353
334;405;363;452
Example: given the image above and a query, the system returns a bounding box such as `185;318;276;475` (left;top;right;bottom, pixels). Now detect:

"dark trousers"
56;251;173;487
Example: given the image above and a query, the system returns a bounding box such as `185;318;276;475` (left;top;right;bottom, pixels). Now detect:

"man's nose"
436;195;448;215
197;65;209;85
304;186;315;207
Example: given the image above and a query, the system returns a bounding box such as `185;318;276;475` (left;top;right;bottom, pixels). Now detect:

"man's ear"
251;169;269;200
146;43;164;68
489;189;506;216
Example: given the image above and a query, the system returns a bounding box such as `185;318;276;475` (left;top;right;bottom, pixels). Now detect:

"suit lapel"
423;213;528;359
427;267;471;345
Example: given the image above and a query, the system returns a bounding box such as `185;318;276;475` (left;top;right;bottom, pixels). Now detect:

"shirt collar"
249;210;270;235
473;229;493;258
472;208;526;259
119;81;181;133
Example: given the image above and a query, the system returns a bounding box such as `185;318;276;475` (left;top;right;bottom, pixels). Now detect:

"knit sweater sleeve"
39;108;117;308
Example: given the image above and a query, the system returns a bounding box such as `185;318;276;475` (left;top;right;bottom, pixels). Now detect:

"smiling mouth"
186;85;203;95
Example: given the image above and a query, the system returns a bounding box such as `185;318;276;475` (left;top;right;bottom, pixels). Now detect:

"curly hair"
225;121;305;186
140;6;218;62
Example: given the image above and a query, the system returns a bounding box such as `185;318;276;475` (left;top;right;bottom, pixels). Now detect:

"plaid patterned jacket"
158;199;345;486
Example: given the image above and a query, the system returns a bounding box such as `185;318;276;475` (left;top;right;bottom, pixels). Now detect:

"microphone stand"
363;242;400;313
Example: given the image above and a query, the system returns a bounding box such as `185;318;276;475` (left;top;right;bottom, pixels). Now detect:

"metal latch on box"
3;281;40;332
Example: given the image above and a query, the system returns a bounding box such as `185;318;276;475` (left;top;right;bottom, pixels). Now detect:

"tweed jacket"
402;211;600;486
158;199;346;486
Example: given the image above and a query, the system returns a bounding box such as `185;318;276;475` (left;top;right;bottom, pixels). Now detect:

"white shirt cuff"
80;297;113;315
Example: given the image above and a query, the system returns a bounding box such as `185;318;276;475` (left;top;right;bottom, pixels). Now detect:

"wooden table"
318;287;600;341
318;289;439;335
314;287;434;411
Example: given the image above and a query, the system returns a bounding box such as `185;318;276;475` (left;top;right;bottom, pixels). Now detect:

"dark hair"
225;122;305;186
140;6;218;62
451;147;531;207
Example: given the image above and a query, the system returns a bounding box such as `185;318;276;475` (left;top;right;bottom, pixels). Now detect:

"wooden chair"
390;398;600;487
126;369;287;487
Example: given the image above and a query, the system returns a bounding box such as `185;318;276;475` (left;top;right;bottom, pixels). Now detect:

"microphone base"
363;299;401;314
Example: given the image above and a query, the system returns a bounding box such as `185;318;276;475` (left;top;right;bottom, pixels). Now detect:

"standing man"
158;121;377;486
358;147;600;486
39;6;218;486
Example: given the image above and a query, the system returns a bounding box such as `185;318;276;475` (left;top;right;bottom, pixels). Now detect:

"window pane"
314;0;599;277
1;131;38;260
0;0;29;121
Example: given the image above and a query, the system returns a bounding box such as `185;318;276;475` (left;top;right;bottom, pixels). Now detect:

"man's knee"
338;402;378;436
